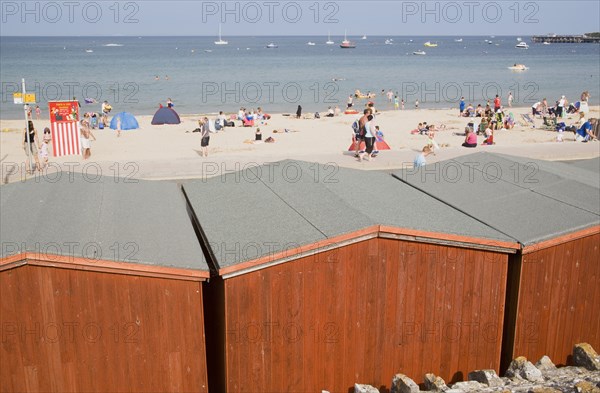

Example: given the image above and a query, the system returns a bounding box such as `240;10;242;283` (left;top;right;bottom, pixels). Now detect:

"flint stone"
529;388;562;393
391;374;419;393
573;343;600;371
450;380;486;391
354;383;380;393
506;356;545;382
468;369;503;387
535;356;557;372
575;380;600;393
424;373;448;392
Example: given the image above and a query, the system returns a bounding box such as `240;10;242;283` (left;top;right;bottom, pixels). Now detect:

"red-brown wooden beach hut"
1;175;210;392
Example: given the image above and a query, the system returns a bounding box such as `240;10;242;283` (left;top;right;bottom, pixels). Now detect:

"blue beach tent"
151;107;181;125
110;112;139;130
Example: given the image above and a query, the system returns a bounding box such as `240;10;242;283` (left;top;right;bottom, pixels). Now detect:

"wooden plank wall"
223;238;508;392
0;264;208;393
512;234;600;365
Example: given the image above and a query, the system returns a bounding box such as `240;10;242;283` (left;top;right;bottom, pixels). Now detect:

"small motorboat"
516;42;529;49
424;41;438;47
204;49;213;53
85;49;93;53
266;43;278;48
362;35;367;40
543;41;551;45
508;64;529;71
384;39;393;45
455;38;463;42
413;50;426;55
517;37;522;42
307;42;316;46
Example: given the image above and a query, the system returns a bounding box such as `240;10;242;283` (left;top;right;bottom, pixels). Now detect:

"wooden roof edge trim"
219;226;381;278
0;253;28;271
219;224;521;278
522;225;600;254
0;253;209;281
379;226;521;251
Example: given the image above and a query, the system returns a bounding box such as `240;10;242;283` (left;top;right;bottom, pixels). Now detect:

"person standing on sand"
354;108;372;158
35;105;41;120
80;116;96;159
23;120;40;173
459;97;465;116
296;105;302;119
401;99;405;110
359;114;376;161
415;99;419;109
394;95;399;110
199;118;210;157
347;95;354;109
494;94;501;112
508;91;513;107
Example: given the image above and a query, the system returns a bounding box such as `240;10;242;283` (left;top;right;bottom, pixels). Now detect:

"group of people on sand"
352;107;389;162
22;120;52;173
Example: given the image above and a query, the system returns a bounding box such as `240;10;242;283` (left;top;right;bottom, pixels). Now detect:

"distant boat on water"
85;49;93;53
340;30;356;48
413;50;426;55
516;42;529;49
508;64;529;71
307;42;316;46
266;43;278;49
214;24;228;45
424;41;438;47
326;32;334;45
362;35;367;40
455;38;463;42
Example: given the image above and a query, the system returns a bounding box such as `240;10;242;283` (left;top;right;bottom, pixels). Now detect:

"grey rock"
391;373;420;393
536;356;557;372
573;343;600;371
468;369;504;387
354;383;380;393
450;380;486;392
506;356;545;383
424;373;448;391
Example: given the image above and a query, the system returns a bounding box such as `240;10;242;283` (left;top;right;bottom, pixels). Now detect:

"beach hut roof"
1;174;209;277
182;160;519;274
394;152;599;247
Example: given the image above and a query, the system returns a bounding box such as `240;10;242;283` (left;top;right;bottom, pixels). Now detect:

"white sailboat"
214;24;228;45
326;32;334;45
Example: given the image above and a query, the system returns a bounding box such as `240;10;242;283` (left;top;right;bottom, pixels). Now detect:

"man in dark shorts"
354;108;372;158
200;118;210;157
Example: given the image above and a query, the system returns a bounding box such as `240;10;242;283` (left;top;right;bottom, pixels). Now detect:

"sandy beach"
1;105;599;183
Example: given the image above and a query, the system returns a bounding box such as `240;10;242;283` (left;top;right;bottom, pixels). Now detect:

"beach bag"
99;122;104;130
351;120;360;134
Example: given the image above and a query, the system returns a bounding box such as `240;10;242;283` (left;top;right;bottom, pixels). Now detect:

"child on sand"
414;146;432;168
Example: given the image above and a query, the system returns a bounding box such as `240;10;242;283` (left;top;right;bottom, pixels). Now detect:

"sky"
0;0;599;36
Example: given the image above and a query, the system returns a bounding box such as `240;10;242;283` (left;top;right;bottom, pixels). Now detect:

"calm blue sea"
1;35;599;119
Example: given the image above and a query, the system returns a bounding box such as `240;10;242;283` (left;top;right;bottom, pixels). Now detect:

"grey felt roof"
182;161;516;269
0;174;208;272
395;152;600;246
